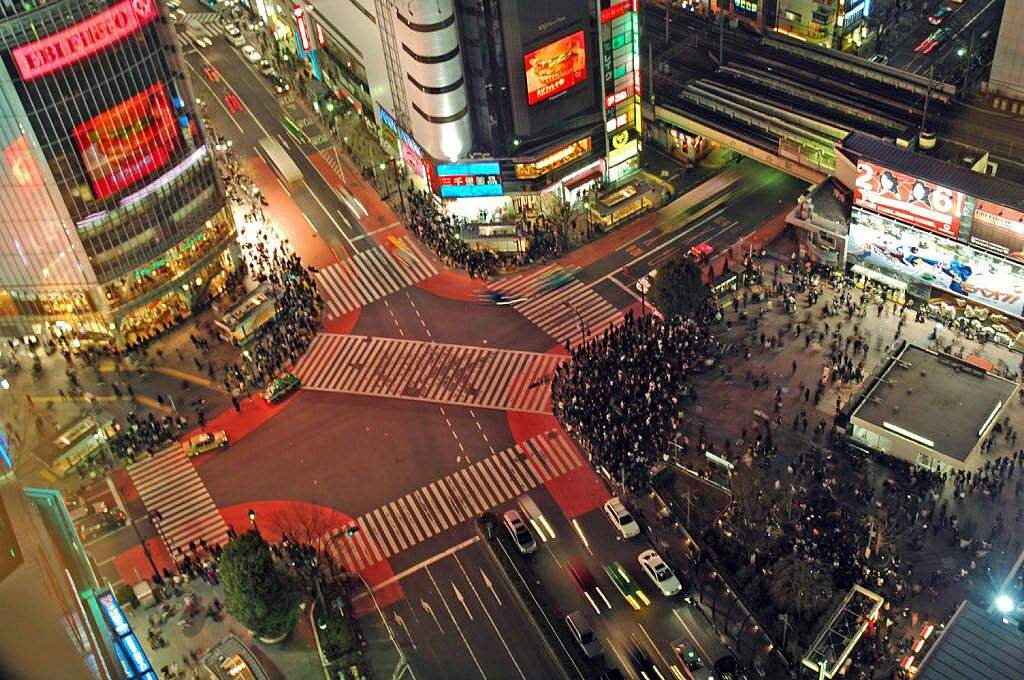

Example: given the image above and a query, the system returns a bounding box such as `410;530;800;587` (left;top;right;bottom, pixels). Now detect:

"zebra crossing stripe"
314;243;437;319
294;334;565;413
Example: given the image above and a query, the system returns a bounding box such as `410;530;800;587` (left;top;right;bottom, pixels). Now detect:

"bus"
257;136;303;192
213;283;278;345
50;416;115;478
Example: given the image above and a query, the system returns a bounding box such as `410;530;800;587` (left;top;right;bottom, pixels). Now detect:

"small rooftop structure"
203;634;269;680
845;343;1017;471
916;601;1024;680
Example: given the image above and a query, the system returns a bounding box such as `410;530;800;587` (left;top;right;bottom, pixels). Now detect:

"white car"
638;549;682;596
636;269;657;295
604;497;640;538
503;509;537;554
241;45;261;63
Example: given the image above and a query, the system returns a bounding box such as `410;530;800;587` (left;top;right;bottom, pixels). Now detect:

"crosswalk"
127;444;229;558
314;241;437;318
493;265;624;347
294;334;563;413
325;429;583;572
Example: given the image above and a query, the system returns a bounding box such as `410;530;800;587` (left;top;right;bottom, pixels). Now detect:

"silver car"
565;611;603;658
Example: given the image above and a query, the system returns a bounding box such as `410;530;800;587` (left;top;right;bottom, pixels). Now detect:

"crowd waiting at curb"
407;190;500;278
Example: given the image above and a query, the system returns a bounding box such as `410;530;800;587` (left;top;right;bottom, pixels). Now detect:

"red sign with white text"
854;160;966;239
72;82;180;199
13;0;158;81
601;1;630;23
524;31;587;106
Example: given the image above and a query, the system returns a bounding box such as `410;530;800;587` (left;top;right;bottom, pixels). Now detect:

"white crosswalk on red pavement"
293;333;563;413
127;444;229;558
314;240;437;318
492;265;624;347
324;429;582;572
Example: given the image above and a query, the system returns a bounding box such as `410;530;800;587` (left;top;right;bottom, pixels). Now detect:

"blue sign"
441;183;504;198
99;592;155;679
377;106;423;158
0;430;10;471
436;162;501;177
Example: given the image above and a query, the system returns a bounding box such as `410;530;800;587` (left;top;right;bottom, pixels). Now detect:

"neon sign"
13;0;158;81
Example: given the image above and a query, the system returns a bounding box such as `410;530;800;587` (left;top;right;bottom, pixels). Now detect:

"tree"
649;255;709;319
539;185;578;250
220;530;301;640
768;555;833;622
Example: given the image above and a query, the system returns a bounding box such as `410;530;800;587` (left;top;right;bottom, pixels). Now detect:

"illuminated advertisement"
524;31;587;105
72;83;180;200
967;200;1024;264
13;0;158;81
3;135;44;187
437;161;503;198
854;161;967;239
849;209;1024;318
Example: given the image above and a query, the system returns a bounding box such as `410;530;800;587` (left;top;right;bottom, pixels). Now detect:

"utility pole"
921;65;934;134
648;42;655;105
961;30;976;96
718;12;725;67
665;2;670;42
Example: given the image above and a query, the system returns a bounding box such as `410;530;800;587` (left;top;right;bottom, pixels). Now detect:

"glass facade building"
0;0;237;348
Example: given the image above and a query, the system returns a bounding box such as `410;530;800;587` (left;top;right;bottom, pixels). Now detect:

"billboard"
524;31;587;105
72;82;180;200
967;200;1024;264
12;0;158;81
853;161;967;239
848;209;1024;318
437;162;503;198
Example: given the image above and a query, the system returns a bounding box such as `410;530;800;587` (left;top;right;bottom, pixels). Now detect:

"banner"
524;31;587;105
853;160;966;239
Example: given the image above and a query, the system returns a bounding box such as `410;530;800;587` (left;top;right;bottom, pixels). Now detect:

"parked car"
638;549;682;596
565;611;604;658
241;44;261;63
262;373;300;403
502;509;537;554
928;5;952;24
259;59;275;76
267;73;290;95
687;242;714;261
185;430;228;457
604;496;640;538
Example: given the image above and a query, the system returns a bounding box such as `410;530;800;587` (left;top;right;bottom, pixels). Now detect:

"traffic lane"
198;392;512;520
385;542;563;680
525;485;728;677
205;43;371;250
187;43;366;254
901;0;1000;75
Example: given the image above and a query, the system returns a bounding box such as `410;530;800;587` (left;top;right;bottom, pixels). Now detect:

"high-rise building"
989;0;1024;101
259;0;625;216
0;0;238;349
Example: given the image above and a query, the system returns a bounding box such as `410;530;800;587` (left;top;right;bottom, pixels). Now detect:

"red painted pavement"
219;501;402;606
111;466;140;506
415;269;485;302
188;395;292;468
322;307;361;334
114;536;176;585
248;156;341;269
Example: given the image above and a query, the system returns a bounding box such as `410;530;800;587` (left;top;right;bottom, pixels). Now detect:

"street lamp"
995;594;1015;614
248;508;258;532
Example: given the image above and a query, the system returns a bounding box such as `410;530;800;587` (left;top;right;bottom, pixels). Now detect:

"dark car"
265;73;290;95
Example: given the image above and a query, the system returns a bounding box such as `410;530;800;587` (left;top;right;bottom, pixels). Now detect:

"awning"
851;264;907;291
564;166;602;192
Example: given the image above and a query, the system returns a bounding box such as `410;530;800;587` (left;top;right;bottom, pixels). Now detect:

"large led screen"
848;209;1024;318
524;31;587;105
854;161;967;239
968;200;1024;264
72;82;180;200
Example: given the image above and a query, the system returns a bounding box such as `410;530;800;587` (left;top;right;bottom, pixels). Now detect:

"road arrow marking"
420;599;443;633
393;613;416;649
453;583;473;620
480;569;502;606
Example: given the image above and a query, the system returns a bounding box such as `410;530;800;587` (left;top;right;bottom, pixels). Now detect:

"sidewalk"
126;579;322;680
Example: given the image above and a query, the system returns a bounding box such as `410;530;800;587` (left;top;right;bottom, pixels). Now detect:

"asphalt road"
77;8;811;678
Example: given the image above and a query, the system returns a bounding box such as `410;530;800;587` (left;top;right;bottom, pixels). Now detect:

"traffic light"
344;526;359;537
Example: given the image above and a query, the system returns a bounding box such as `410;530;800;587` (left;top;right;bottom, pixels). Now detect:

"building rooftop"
852;344;1016;462
917;601;1024;680
841;132;1024;211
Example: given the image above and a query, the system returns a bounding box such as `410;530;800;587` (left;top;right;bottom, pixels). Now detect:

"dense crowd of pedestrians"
407;190;499;278
552;306;721;491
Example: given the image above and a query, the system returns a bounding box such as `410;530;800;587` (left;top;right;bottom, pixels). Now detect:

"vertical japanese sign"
599;0;641;183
